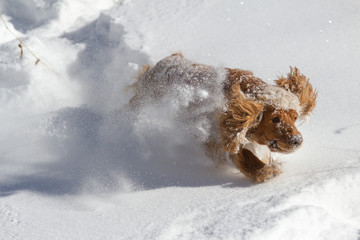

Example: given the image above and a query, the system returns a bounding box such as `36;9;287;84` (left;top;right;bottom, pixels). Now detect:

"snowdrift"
0;0;359;239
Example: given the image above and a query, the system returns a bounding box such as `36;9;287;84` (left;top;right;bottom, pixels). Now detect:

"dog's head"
220;67;317;154
250;106;302;153
251;67;317;153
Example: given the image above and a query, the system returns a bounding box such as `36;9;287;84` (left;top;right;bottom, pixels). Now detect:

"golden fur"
129;53;317;183
219;83;264;154
275;67;318;116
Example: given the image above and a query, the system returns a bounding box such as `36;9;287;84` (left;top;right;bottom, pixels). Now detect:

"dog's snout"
290;134;303;146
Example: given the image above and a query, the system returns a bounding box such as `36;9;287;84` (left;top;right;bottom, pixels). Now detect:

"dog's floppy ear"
275;67;318;117
219;84;264;154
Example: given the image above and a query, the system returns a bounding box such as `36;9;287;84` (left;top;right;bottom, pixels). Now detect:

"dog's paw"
254;162;282;183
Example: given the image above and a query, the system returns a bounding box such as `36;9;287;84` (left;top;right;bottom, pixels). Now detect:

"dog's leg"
232;149;282;183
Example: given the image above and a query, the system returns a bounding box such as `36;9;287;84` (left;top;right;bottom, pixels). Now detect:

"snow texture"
249;85;301;114
0;0;360;239
133;54;227;142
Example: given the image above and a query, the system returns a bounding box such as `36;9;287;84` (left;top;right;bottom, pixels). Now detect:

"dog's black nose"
290;134;303;146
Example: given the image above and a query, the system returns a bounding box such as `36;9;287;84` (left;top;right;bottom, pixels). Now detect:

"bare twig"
0;14;58;75
18;43;23;60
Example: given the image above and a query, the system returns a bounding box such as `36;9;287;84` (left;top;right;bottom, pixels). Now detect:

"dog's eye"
272;117;280;123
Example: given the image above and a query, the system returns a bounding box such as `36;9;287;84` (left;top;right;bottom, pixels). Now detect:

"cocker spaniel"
129;53;317;183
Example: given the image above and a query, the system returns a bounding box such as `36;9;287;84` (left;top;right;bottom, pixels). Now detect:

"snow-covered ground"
1;0;360;239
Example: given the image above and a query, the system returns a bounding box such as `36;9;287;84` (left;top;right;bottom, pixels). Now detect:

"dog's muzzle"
290;134;303;147
269;140;278;149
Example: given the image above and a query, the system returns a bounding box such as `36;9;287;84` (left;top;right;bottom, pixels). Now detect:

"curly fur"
275;67;318;116
219;84;264;154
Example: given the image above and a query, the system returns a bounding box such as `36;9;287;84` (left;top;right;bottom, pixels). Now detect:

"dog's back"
130;53;226;106
129;53;228;142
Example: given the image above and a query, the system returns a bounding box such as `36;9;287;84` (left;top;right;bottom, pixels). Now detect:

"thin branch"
0;14;59;75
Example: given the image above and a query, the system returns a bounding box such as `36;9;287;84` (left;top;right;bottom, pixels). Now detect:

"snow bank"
0;4;231;195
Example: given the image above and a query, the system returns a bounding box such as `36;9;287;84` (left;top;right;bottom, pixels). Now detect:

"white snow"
1;0;360;239
251;85;301;114
133;54;227;142
243;142;271;164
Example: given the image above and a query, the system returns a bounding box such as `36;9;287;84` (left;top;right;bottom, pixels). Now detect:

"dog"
129;53;317;183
